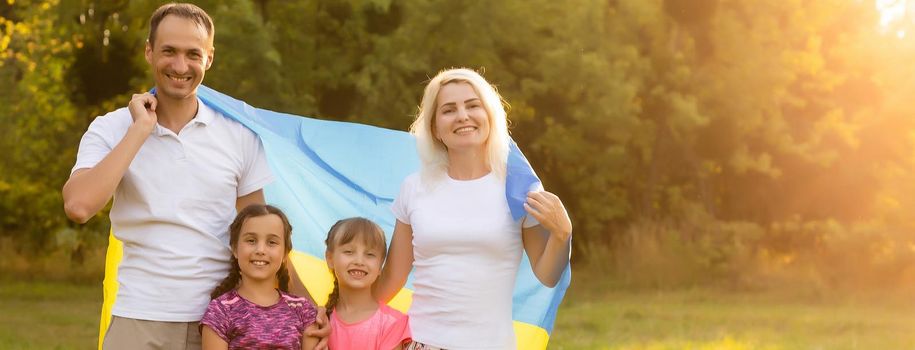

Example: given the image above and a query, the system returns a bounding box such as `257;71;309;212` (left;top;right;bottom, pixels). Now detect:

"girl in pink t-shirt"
324;218;411;350
201;204;320;350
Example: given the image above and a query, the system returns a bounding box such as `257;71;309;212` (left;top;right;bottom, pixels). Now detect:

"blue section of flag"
507;140;541;220
195;85;569;333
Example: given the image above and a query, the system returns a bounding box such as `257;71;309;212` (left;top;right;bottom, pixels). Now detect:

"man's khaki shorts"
102;316;201;350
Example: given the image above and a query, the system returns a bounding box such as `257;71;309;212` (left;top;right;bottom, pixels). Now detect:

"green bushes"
0;236;106;284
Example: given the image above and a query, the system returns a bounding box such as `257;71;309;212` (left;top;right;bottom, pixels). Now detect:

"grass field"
2;279;914;349
0;280;100;350
550;281;915;349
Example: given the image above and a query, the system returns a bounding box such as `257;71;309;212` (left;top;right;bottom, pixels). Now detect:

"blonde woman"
375;68;572;350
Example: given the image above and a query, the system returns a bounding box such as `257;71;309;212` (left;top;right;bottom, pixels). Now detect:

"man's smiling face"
145;14;213;101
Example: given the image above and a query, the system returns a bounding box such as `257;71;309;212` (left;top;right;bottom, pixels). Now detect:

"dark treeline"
3;0;915;289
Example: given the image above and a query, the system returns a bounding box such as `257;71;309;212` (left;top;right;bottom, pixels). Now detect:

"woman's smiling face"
433;82;491;152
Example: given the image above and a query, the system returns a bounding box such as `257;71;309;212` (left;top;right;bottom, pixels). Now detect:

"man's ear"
145;41;153;65
205;48;214;70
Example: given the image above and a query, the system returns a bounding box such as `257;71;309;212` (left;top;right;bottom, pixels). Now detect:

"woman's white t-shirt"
391;172;538;350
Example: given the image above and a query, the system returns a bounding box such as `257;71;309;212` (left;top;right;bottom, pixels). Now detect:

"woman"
375;68;572;350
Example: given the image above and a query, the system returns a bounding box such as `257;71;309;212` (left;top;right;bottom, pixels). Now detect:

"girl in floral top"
201;204;319;350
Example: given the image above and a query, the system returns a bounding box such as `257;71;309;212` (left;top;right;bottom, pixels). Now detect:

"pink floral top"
201;289;317;349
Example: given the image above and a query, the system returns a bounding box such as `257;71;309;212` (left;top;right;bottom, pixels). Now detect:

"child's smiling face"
234;214;287;284
326;238;383;291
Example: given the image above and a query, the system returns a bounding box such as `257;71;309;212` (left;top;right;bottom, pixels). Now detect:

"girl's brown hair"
210;204;293;299
324;217;387;318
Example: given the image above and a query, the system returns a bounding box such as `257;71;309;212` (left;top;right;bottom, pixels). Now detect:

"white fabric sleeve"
237;133;274;197
71;117;115;174
390;174;415;224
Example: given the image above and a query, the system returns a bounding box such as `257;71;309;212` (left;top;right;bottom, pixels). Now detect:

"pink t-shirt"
201;289;317;350
328;303;411;350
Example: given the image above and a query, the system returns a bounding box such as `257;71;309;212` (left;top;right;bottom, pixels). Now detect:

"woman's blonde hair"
410;68;510;183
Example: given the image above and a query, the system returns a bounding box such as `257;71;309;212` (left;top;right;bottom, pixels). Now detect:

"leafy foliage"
3;0;915;291
0;0;87;249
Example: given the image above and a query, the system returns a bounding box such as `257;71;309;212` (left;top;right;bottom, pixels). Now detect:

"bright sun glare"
877;0;909;37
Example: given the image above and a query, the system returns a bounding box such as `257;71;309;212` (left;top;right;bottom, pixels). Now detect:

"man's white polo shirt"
72;100;273;321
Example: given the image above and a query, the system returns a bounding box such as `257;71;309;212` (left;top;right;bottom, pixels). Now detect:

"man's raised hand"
128;92;158;134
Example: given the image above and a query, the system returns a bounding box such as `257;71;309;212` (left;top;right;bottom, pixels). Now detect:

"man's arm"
300;323;320;350
235;189;266;213
63;94;158;223
201;326;229;350
284;242;328;348
287;263;315;302
292;262;329;350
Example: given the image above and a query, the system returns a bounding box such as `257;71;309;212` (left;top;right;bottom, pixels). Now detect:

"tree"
0;0;86;248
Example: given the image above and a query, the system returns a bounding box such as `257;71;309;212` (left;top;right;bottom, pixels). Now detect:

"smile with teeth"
167;74;192;82
348;269;368;278
454;126;477;134
251;260;269;266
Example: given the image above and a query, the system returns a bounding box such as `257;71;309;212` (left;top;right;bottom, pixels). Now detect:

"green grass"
2;279;915;349
0;281;100;350
550;282;915;349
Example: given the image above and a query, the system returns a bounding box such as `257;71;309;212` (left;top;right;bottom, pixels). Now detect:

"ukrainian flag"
98;86;571;349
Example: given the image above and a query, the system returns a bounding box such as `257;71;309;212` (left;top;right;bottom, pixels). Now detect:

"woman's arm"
301;323;320;350
521;191;573;287
373;220;415;303
201;325;229;350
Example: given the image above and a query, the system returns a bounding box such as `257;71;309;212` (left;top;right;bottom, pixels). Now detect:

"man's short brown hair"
147;3;214;46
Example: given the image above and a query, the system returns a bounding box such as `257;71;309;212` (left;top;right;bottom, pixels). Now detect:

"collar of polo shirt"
154;98;215;136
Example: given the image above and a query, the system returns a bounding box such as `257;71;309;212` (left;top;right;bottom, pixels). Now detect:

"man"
63;3;326;349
